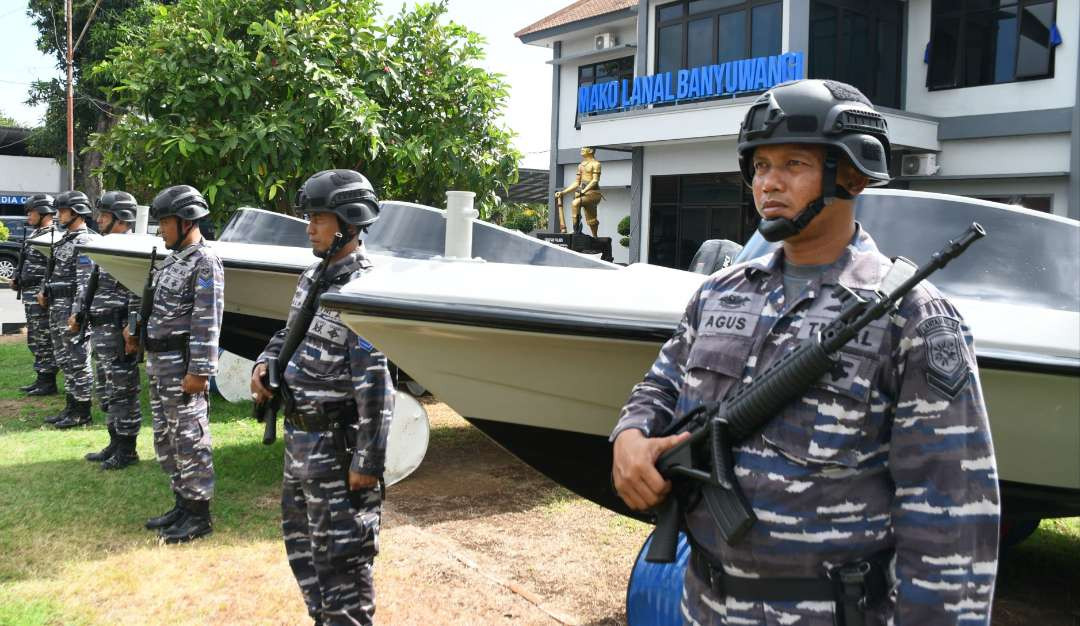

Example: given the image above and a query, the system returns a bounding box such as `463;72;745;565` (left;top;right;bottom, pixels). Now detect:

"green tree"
0;110;19;127
88;0;520;223
25;0;158;196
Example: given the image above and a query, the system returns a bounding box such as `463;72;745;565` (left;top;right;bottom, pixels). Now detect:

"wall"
936;133;1070;177
0;155;63;194
904;0;1078;117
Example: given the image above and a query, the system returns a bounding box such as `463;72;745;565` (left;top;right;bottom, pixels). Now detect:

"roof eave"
517;6;637;45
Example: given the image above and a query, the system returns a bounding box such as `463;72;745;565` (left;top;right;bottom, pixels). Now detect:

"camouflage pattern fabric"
613;225;1000;626
148;373;214;501
47;226;99;401
20;225;58;374
257;249;394;625
146;240;223;502
75;259;142;437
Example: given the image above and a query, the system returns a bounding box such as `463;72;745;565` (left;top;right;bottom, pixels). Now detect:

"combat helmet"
57;190;94;216
150;185;209;221
97;190;138;224
295;169;380;230
23;193;55;215
736;79;891;241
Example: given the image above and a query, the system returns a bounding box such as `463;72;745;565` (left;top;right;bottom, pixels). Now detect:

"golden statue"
555;146;603;236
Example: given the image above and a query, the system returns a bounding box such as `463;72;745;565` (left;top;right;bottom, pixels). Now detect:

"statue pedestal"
536;232;613;263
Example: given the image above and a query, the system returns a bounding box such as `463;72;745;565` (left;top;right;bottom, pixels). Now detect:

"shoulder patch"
357;337;373;352
916;316;970;398
77;255;92;266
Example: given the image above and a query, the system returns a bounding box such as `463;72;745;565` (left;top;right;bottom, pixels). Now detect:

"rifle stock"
14;237;28;300
647;223;986;563
130;247;158;363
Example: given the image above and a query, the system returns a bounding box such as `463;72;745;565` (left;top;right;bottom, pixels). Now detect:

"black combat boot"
160;498;213;544
53;399;92;429
145;493;184;530
19;372;44;392
26;371;58;396
44;393;74;425
86;425;118;462
101;434;139;470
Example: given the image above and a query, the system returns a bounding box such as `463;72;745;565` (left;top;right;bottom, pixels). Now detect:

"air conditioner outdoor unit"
901;153;940;177
594;32;617;50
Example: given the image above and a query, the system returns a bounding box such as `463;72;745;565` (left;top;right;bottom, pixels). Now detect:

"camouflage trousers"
282;436;381;626
90;321;142;437
148;373;214;501
48;297;93;401
23;293;57;374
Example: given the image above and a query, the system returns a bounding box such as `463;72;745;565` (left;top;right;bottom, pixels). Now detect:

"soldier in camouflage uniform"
252;170;394;626
75;191;143;469
40;191;100;428
13;194;59;396
129;185;223;543
612;80;999;625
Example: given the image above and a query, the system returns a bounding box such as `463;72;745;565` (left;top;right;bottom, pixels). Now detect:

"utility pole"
65;0;74;190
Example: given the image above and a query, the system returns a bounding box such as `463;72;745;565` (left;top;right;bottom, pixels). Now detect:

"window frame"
972;193;1053;213
927;0;1058;91
653;0;783;76
808;0;904;108
577;56;636;89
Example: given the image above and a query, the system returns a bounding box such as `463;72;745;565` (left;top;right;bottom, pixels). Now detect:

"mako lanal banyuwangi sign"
578;51;804;115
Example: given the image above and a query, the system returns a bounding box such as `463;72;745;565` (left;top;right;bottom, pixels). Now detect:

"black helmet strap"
757;148;852;243
169;218;198;251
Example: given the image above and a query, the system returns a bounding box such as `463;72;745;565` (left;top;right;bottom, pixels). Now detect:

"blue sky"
0;0;569;168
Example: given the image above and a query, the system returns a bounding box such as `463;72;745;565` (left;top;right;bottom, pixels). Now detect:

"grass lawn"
0;340;304;624
1;337;1077;624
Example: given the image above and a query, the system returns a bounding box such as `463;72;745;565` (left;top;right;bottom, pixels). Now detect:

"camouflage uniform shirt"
145;240;224;378
257;249;395;478
613;225;1000;625
18;224;58;295
51;225;99;298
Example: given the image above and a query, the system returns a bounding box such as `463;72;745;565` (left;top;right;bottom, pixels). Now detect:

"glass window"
928;0;1056;89
717;11;747;63
578;57;634;88
809;1;903;108
750;2;781;58
654;1;782;76
687;18;715;68
648;173;756;270
1016;2;1054;77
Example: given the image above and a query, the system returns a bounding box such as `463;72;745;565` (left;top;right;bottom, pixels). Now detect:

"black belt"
689;548;889;626
48;283;75;298
284;399;358;432
20;277;42;289
89;308;127;327
144;334;190;353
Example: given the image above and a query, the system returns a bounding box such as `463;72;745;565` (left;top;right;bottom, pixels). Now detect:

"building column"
1070;37;1080;219
784;0;809;55
548;41;563;232
636;0;648;76
629;147;644;263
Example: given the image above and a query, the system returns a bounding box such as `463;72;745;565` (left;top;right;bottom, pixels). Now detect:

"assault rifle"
127;247;158;363
41;227;57;307
646;223;986;563
74;265;100;338
254;234;342;445
13;236;28;300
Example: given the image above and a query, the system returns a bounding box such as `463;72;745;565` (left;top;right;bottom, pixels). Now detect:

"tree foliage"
25;0;157;192
89;0;520;222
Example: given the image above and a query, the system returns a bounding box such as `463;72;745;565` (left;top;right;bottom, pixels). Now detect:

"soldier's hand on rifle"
250;362;273;404
67;314;79;334
348;470;378;490
36;292;46;308
182;373;209;395
612;428;691;511
122;326;138;355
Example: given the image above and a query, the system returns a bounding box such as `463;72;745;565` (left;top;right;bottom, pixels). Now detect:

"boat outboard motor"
688;239;743;275
736;79;892;242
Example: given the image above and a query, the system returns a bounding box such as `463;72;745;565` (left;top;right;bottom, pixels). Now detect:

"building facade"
517;0;1078;268
0;127;65;216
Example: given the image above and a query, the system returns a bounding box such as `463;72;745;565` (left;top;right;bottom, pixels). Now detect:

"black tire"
0;253;17;281
1000;516;1040;548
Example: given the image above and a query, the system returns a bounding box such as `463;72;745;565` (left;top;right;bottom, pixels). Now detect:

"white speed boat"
320;189;1080;527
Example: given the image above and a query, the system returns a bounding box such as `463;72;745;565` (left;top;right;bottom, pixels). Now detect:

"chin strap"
758;149;852;243
314;230;347;259
168;219;198;251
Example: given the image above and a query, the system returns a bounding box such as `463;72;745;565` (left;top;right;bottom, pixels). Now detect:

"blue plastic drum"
626;531;690;626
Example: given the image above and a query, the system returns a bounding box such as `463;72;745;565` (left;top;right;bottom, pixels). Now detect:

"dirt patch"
0;329;27;344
